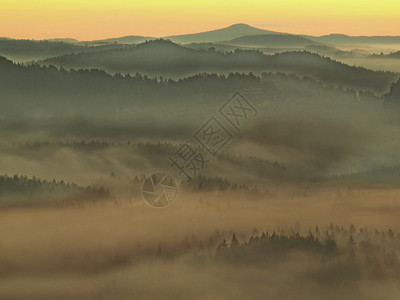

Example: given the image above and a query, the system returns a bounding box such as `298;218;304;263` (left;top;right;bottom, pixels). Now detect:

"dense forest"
156;223;400;283
0;39;127;61
0;174;110;206
39;39;398;93
1;54;397;125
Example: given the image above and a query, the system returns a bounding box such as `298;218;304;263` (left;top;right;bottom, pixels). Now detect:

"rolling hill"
45;38;79;43
40;39;399;94
386;79;400;102
77;36;155;45
305;34;400;45
0;39;127;62
1;54;397;182
222;34;317;47
370;51;400;59
386;51;400;58
0;53;384;120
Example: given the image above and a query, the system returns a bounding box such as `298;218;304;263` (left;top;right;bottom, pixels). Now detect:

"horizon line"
2;23;400;42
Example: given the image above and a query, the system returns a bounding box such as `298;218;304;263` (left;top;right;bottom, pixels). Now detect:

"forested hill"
386;79;400;102
0;54;391;121
0;174;110;206
40;39;398;93
0;39;126;62
223;34;316;47
0;55;262;119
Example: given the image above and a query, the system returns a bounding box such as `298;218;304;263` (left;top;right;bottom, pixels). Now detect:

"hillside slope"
41;39;399;94
223;34;317;47
166;23;283;43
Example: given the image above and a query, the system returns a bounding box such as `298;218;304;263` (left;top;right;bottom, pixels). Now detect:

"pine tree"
230;233;240;248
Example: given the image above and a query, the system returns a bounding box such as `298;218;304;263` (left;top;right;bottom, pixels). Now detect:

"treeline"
153;224;400;259
0;55;262;118
217;152;288;180
15;140;177;155
387;79;400;102
215;223;400;260
1;53;391;124
39;39;398;93
180;174;258;193
0;39;126;61
10;141;290;183
216;231;338;263
0;174;110;206
333;165;400;184
211;224;400;281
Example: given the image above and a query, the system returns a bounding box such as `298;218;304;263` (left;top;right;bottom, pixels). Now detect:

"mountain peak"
166;23;280;43
227;23;254;29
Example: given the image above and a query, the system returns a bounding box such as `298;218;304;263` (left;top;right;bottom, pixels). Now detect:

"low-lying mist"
2;186;400;299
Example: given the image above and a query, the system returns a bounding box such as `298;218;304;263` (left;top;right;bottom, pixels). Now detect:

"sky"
1;0;400;40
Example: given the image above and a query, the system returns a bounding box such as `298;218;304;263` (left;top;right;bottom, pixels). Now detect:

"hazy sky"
1;0;400;40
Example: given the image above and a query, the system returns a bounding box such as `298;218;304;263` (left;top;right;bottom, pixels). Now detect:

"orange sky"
1;0;400;40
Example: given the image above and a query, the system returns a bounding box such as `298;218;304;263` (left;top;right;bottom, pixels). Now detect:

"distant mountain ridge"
165;23;284;43
77;36;155;45
2;24;400;46
0;39;126;62
0;54;386;125
305;34;400;44
370;51;400;59
45;38;79;43
40;39;398;94
223;34;317;47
